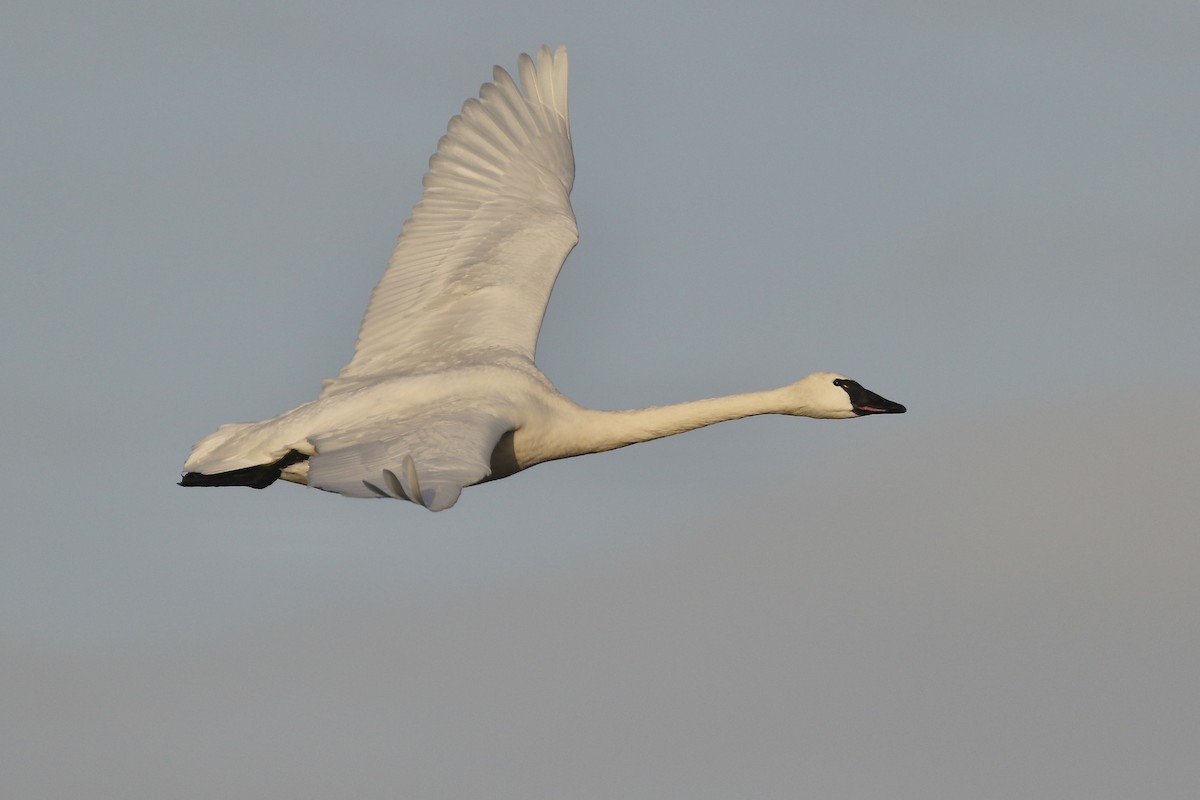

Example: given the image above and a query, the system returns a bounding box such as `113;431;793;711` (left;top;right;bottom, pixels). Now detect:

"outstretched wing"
324;45;575;393
306;409;513;511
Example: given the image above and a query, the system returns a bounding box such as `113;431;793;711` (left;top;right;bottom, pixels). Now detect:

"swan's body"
181;46;905;511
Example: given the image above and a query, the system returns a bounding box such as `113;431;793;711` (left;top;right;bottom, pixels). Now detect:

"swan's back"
324;45;576;393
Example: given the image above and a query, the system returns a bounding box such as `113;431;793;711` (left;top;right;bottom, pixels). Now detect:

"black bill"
834;379;907;416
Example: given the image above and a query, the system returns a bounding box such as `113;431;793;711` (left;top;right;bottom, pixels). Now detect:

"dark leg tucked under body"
179;449;309;490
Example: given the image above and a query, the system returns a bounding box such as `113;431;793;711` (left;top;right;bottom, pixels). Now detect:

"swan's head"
787;372;907;419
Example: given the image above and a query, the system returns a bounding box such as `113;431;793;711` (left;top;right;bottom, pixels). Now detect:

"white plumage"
181;45;905;511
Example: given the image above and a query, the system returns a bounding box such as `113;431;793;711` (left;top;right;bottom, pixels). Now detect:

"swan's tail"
179;449;308;489
181;419;310;488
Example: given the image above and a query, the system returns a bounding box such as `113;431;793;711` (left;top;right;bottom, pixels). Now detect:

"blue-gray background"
4;1;1198;797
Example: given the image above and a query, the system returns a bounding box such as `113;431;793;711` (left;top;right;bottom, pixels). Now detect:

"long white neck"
521;386;805;467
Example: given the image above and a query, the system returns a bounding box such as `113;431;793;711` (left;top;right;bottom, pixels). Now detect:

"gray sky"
4;1;1199;797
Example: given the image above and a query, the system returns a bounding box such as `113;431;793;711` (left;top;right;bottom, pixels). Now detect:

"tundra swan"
180;45;905;511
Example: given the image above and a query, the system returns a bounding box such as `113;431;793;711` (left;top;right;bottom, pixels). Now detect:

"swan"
180;45;905;511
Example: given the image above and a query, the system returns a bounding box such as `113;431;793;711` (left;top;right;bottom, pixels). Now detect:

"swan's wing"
306;409;512;511
324;45;575;393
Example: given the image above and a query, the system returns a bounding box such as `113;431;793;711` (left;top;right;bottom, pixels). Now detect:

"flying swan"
180;45;905;511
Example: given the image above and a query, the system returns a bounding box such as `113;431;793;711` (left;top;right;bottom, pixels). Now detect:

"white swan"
180;45;905;511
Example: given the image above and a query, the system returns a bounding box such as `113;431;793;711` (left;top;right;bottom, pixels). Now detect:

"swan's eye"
833;379;847;387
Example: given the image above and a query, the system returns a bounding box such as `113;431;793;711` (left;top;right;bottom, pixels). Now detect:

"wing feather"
307;409;513;511
325;45;575;392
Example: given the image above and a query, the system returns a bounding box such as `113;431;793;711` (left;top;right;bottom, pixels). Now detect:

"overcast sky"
3;1;1199;798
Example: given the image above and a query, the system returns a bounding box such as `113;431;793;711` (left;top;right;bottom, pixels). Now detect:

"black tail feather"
179;450;308;490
